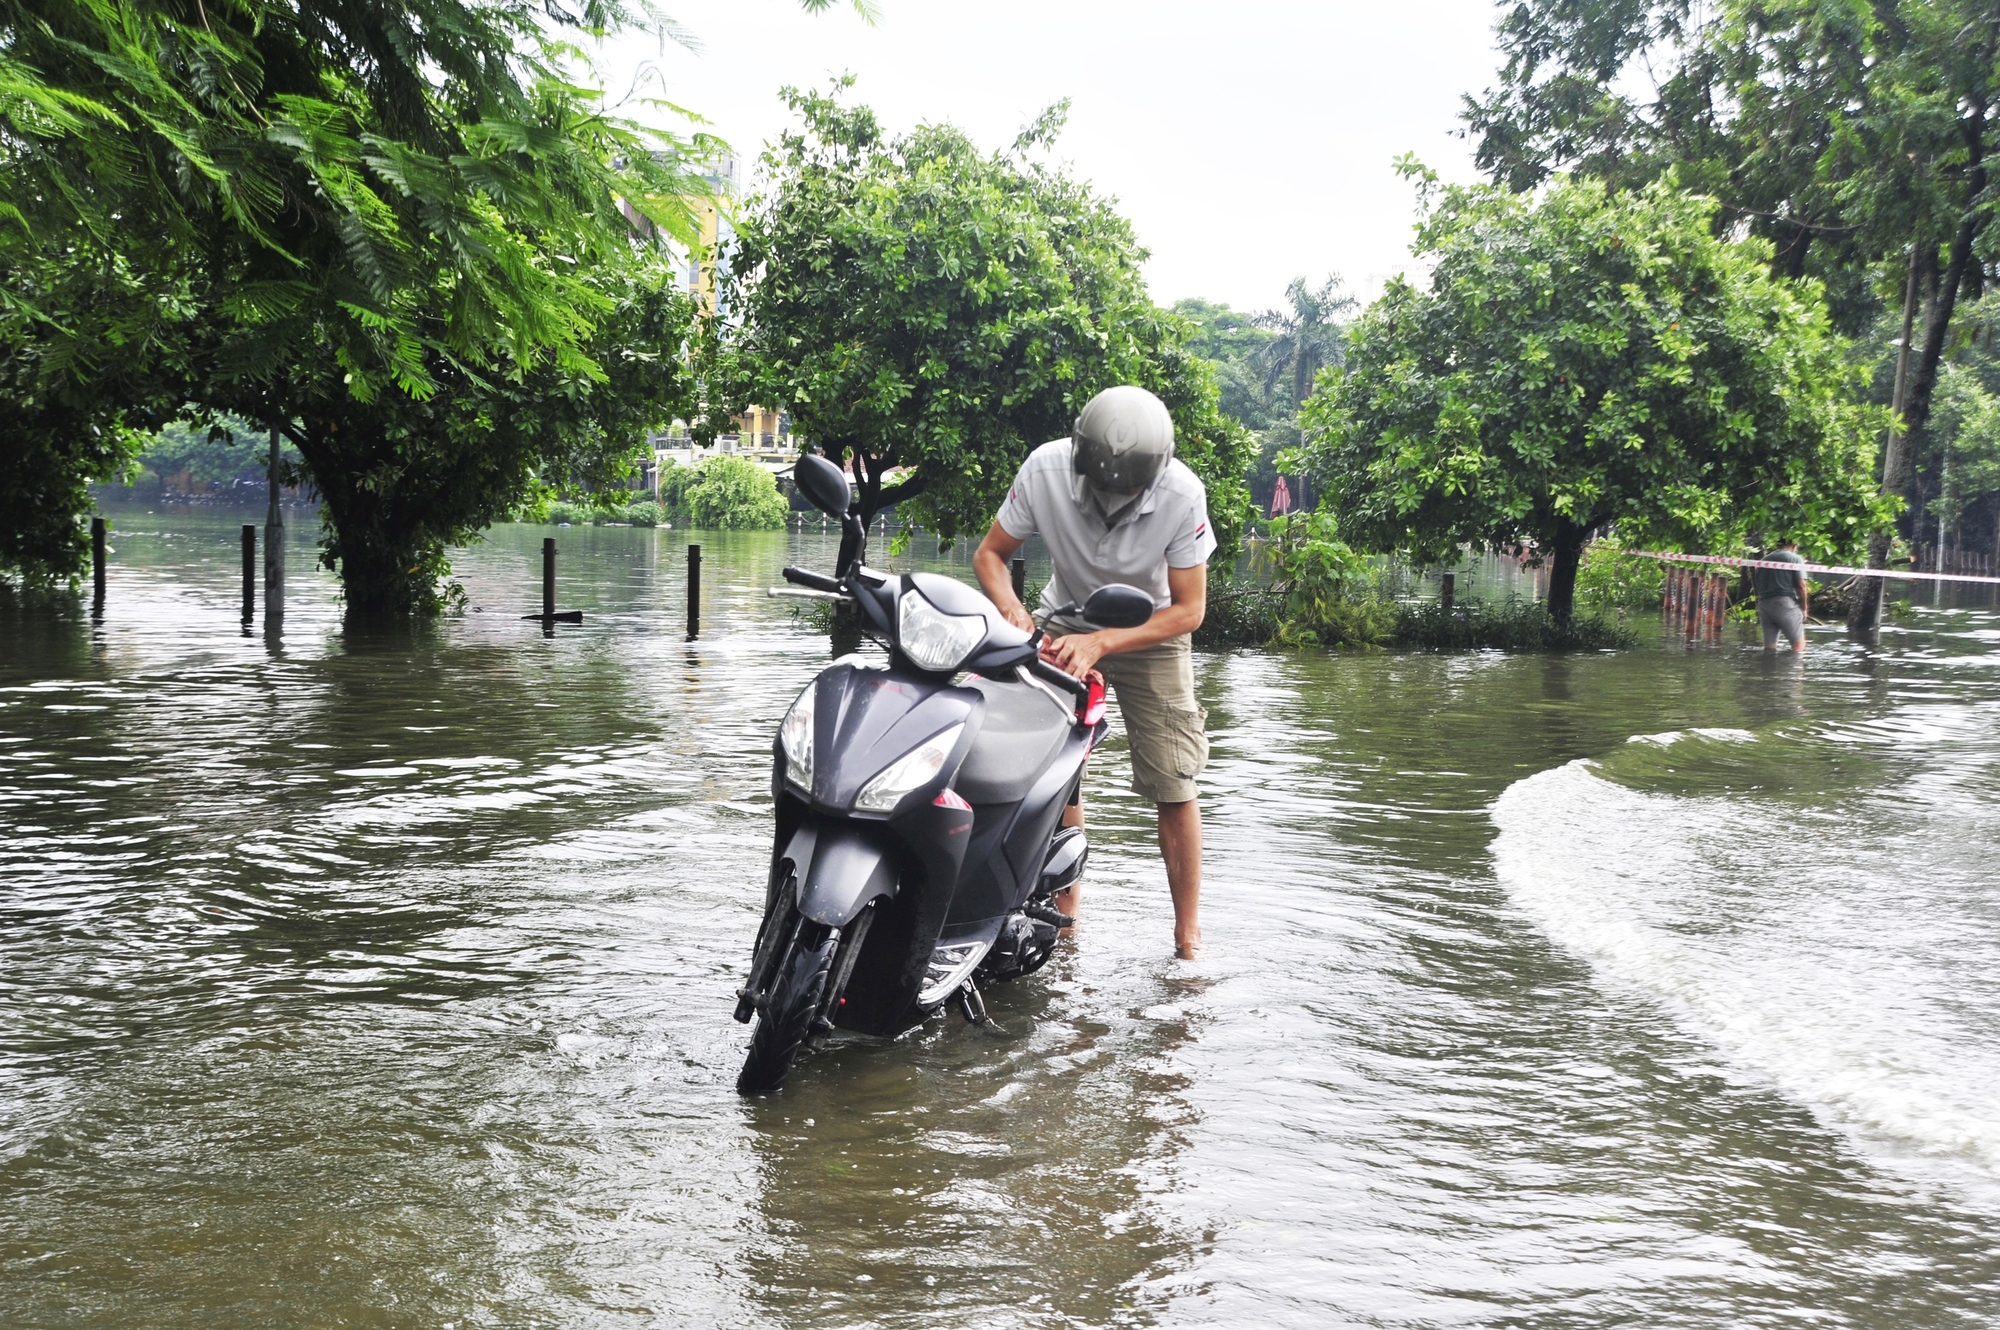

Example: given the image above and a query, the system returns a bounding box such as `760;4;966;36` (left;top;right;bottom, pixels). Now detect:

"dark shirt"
1752;549;1808;603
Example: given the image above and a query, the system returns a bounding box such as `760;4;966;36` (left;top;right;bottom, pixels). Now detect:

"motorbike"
732;452;1154;1094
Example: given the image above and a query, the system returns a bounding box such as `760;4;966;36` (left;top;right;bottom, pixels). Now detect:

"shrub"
688;455;789;530
1574;543;1665;611
1395;598;1637;651
1193;573;1286;648
657;459;698;518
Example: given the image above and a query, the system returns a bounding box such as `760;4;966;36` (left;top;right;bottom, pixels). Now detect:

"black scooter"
732;453;1153;1094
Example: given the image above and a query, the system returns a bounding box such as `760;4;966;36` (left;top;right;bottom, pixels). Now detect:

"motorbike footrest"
1024;901;1076;930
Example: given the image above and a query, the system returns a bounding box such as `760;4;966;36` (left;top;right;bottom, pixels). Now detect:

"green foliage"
135;417;299;487
1922;356;2000;535
1170;298;1282;432
1261;507;1390;647
1574;543;1666;611
0;241;190;583
0;0;823;602
687;456;789;530
1394;599;1638;652
1298;169;1891;620
657;459;701;518
710;84;1253;555
1461;0;2000;618
1191;574;1287;649
1254;276;1354;412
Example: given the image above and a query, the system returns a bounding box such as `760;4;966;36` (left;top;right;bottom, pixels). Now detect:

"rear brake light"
933;788;972;811
1082;671;1108;726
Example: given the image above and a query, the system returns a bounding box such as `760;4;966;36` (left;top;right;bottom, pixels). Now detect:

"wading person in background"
1754;538;1810;652
972;386;1214;959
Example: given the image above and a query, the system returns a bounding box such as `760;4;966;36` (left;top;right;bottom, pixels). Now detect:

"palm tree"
1255;276;1354;409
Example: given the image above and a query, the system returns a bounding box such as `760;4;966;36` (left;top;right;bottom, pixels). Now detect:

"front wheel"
737;922;836;1095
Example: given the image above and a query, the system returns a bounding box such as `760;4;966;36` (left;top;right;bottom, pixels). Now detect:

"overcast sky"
595;0;1509;316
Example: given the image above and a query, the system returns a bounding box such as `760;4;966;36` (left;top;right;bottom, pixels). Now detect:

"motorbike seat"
954;675;1071;805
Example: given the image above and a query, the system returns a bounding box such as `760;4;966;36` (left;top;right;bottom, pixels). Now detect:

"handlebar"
783;566;842;593
1026;657;1089;700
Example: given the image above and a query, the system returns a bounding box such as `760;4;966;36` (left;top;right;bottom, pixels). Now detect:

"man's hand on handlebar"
1000;602;1035;635
1041;631;1108;678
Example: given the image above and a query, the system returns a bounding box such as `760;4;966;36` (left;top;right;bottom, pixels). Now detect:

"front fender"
782;819;899;926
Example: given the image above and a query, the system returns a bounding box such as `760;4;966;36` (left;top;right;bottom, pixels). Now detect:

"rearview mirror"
793;453;852;517
1082;583;1155;630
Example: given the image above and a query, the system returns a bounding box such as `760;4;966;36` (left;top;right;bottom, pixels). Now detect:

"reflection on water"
2;500;1997;1328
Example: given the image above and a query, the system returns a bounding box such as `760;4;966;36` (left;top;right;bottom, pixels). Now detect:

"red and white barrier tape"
1620;549;2000;587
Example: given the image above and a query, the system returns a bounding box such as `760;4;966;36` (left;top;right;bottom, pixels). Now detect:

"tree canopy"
1;0;847;607
1255;276;1353;412
709;85;1252;552
686;456;791;530
1462;0;2000;624
1297;168;1888;619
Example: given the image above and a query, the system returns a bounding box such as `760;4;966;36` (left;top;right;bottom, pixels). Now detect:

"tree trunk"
1852;245;1927;635
1544;519;1587;623
1855;109;1988;636
293;426;435;620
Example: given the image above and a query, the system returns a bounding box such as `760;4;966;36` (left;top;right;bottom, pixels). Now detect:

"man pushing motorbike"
972;386;1213;959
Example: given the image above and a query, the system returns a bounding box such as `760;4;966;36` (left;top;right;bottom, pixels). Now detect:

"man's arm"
1041;562;1207;677
973;521;1034;634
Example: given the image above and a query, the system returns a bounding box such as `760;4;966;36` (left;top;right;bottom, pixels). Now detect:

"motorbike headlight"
779;683;814;791
897;590;987;673
853;723;964;814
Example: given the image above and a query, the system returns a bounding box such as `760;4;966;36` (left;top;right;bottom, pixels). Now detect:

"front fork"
734;873;876;1037
733;872;798;1024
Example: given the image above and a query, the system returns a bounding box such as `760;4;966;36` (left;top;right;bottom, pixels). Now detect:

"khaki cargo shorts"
1055;631;1209;804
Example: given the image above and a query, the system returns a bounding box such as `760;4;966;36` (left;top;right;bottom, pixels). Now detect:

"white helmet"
1071;386;1174;496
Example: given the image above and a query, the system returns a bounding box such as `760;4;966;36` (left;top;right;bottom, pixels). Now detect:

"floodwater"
4;503;1997;1328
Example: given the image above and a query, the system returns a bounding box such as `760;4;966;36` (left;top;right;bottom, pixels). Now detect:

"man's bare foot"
1175;933;1203;960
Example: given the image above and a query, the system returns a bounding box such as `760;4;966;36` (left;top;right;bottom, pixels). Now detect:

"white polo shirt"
996;439;1216;626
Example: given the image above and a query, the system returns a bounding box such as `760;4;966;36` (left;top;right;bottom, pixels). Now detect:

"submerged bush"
1395;597;1637;651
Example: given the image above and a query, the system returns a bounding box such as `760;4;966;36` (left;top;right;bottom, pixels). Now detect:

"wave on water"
1492;723;2000;1201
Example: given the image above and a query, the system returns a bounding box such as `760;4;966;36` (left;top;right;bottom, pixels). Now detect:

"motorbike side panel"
943;730;1089;933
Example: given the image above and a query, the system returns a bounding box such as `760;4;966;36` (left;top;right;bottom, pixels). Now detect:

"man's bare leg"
1051;798;1084;926
1158;798;1202;958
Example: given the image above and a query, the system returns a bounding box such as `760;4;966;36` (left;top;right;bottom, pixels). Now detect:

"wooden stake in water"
241;525;256;621
520;537;580;627
264;422;284;622
91;517;106;609
1440;572;1456;613
687;543;701;641
543;537;556;619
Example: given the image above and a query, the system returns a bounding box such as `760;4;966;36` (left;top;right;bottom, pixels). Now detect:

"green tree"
1256;276;1354;412
1169;298;1280;431
136;416;299;488
688;455;790;530
0;0;856;603
1297;168;1890;621
709;85;1253;552
1461;0;2000;628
